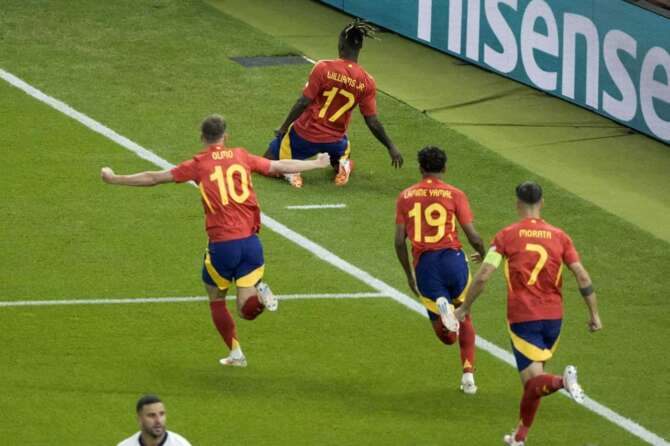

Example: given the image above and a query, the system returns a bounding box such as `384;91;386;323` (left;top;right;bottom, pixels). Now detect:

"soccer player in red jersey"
395;146;486;394
101;115;330;367
265;21;403;188
455;181;603;446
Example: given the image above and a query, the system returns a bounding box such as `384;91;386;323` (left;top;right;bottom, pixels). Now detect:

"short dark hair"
516;181;543;205
339;20;376;51
418;146;447;173
201;115;226;144
136;394;162;413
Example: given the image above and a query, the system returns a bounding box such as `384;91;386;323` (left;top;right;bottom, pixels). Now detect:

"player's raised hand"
588;314;603;332
389;147;404;168
101;167;116;184
315;152;331;168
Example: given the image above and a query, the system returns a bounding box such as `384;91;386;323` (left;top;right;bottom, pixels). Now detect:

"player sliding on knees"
264;20;403;188
101;115;330;367
394;146;486;394
454;181;603;446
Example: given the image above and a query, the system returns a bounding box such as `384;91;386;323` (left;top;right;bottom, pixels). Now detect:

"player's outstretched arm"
101;167;174;187
455;251;499;321
363;114;403;168
461;222;486;261
568;262;602;332
268;153;331;175
276;95;312;137
394;224;419;296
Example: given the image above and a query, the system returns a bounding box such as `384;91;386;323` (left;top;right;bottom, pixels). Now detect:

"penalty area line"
1;68;667;446
0;292;387;308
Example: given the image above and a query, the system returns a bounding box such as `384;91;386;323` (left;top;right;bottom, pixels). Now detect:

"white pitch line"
1;68;666;446
286;203;347;210
302;55;317;64
0;292;386;308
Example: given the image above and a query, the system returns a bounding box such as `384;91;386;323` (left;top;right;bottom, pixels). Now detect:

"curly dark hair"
418;146;447;173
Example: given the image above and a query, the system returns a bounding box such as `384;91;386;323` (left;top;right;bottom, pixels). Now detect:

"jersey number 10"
206;164;250;208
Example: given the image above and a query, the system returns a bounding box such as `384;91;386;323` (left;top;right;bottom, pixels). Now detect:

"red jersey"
170;144;271;242
396;177;474;266
293;59;377;143
490;218;580;323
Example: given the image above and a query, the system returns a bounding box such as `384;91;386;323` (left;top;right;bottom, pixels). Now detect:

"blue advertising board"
321;0;670;143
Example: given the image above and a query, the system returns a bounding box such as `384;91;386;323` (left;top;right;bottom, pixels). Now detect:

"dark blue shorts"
508;319;562;371
268;126;350;165
415;249;471;321
202;235;265;289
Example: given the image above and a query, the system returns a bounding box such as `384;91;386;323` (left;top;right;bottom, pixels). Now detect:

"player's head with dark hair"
135;395;166;439
516;181;543;206
338;20;377;58
201;114;227;144
136;394;162;414
418;145;447;175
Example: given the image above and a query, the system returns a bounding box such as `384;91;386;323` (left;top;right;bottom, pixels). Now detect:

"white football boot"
503;431;524;446
334;158;353;186
256;281;278;312
219;354;247;368
563;365;585;403
436;297;459;333
460;372;478;395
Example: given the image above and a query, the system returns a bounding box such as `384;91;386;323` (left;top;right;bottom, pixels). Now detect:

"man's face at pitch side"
138;402;166;438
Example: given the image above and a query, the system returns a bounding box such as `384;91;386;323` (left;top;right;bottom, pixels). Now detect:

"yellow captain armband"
483;249;503;268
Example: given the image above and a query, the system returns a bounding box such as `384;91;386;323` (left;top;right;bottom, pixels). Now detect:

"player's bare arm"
363;114;403;168
276;95;312;137
568;261;603;332
455;251;499;321
268;153;331;175
461;222;486;262
394;223;419;296
101;167;174;186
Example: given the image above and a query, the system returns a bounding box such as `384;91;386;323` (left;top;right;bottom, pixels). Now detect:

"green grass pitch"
0;1;668;445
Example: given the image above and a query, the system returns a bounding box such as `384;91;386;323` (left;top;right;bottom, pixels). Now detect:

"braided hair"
340;20;377;51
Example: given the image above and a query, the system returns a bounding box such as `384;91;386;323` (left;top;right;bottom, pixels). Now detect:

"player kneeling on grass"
101;114;330;367
264;20;403;188
454;181;603;446
394;146;486;394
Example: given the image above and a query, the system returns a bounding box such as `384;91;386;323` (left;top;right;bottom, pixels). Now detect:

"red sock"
209;300;238;350
516;374;564;441
431;319;458;345
458;314;476;373
240;295;264;320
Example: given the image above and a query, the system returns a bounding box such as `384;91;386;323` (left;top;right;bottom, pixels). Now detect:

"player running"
101;115;330;367
265;20;403;188
454;181;603;445
394;146;486;394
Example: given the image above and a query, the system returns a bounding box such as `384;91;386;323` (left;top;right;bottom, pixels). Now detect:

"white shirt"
117;431;192;446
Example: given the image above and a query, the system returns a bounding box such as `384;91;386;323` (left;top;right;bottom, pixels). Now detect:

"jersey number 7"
525;243;548;285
